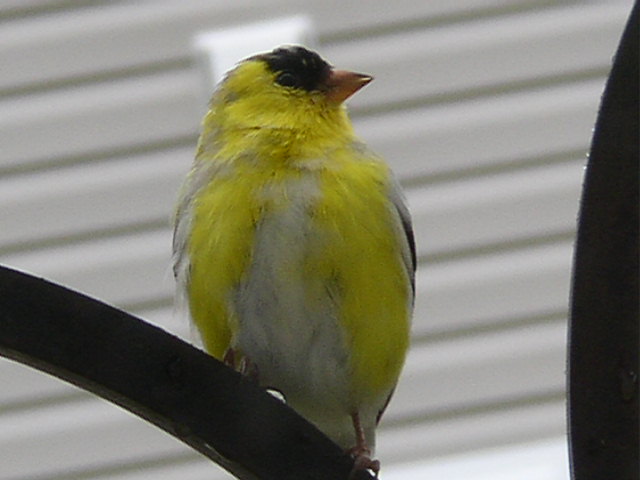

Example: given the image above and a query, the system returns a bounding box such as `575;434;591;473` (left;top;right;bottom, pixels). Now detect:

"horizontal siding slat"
390;321;565;421
378;400;565;462
0;0;552;91
329;3;628;109
417;242;573;336
0;358;84;405
0;0;273;91
358;79;603;178
384;438;569;480
408;161;582;256
0;0;76;14
0;147;189;248
83;458;233;480
312;0;546;39
2;230;173;306
0;398;192;480
0;70;199;169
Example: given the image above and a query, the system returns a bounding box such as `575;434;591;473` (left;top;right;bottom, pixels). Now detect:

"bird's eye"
276;72;300;88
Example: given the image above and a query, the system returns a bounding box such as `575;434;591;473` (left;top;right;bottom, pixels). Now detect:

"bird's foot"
347;446;380;479
348;411;380;478
222;347;236;368
222;348;259;382
238;355;259;382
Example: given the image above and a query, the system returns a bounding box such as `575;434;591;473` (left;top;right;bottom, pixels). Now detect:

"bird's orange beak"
324;70;373;103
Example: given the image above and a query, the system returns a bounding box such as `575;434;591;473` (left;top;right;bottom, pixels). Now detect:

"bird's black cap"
258;46;332;92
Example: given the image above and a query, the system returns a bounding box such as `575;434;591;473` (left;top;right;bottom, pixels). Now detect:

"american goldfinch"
173;45;415;475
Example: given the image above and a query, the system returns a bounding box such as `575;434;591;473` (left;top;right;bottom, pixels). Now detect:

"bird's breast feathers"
181;152;412;409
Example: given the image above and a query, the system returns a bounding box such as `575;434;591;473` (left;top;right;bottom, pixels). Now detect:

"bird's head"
205;46;372;141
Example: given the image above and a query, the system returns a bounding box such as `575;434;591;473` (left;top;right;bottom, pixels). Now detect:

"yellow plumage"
173;46;414;474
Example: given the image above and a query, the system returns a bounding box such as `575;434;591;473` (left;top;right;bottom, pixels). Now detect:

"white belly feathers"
231;174;352;418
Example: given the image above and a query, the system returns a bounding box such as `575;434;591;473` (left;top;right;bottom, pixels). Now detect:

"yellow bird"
173;45;415;475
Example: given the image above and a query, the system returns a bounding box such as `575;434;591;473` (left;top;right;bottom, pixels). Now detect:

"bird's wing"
375;175;416;425
172;158;224;285
388;175;417;297
172;171;196;283
376;387;396;425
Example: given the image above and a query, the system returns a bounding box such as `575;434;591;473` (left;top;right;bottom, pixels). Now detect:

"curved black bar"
568;2;639;479
0;265;374;480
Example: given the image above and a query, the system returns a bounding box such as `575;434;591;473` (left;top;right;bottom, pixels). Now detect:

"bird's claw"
348;447;380;479
222;348;260;382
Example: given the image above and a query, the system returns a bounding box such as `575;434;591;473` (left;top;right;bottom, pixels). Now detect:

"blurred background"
0;1;634;479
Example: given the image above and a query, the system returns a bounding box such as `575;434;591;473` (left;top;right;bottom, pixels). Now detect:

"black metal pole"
0;265;374;480
567;2;639;479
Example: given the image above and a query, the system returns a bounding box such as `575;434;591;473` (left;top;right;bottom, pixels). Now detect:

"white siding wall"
0;1;633;478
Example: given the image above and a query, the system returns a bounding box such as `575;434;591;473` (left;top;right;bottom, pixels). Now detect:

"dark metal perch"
0;265;374;480
568;2;639;479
